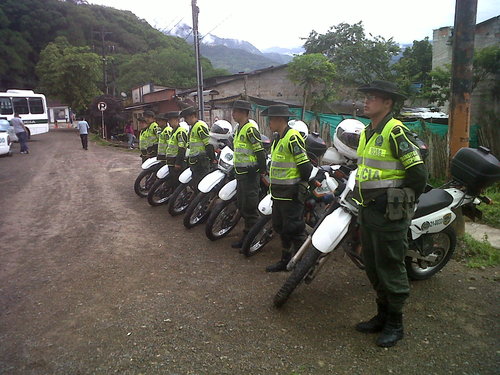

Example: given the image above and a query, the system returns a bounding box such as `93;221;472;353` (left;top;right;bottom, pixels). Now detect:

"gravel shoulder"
0;129;498;375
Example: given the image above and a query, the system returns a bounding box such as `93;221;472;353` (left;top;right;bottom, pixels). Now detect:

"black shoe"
265;260;289;272
355;303;388;333
231;239;243;249
376;312;404;347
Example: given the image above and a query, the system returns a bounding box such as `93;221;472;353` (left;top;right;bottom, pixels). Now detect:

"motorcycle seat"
414;189;454;219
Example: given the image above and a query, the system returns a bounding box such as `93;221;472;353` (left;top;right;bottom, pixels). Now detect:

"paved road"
0;129;498;374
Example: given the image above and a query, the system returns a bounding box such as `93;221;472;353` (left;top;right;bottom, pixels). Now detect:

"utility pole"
94;28;112;95
448;0;477;159
191;0;204;120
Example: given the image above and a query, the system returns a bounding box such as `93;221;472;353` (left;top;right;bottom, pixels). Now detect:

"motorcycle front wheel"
205;199;241;241
147;178;174;206
168;184;195;216
134;169;157;198
240;215;273;257
183;191;215;229
273;246;322;308
405;226;456;280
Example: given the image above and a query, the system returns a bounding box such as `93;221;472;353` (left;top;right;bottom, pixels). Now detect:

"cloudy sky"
89;0;499;50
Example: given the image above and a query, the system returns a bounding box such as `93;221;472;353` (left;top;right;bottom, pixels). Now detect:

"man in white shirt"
77;118;90;150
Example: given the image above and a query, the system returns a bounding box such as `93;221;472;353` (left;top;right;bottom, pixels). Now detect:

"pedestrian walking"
262;105;313;272
230;100;267;249
124;121;136;149
180;106;216;192
77;118;90;150
353;80;427;347
10;113;29;154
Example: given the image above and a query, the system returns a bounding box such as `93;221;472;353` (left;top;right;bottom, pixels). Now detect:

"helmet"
209;119;233;140
288;120;309;139
179;121;190;132
334;119;365;160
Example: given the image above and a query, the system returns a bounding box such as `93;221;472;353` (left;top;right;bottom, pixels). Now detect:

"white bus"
0;90;49;136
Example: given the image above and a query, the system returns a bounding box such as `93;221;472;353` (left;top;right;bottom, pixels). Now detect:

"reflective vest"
166;126;188;165
234;121;261;174
139;122;160;151
188;120;209;161
355;118;407;205
157;125;173;158
270;128;308;200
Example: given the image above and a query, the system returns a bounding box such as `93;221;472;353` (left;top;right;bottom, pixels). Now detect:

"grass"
478;184;500;229
456;233;500;268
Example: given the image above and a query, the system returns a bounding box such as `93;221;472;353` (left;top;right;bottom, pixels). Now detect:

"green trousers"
359;204;410;313
189;157;210;193
236;172;260;233
272;198;306;252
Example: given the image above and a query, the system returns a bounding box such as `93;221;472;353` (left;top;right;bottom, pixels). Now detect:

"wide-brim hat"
143;110;156;117
261;104;294;117
156;113;169;120
166;111;181;119
137;116;147;123
232;100;252;111
180;106;197;117
357;80;407;101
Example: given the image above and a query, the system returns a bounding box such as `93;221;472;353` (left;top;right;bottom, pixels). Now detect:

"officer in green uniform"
164;111;188;190
353;81;427;347
156;113;173;161
137;116;150;162
180;106;216;192
230;100;267;249
262;105;313;272
140;110;160;161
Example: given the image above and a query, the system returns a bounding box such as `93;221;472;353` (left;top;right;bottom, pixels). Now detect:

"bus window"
0;97;13;115
28;97;44;114
12;97;29;114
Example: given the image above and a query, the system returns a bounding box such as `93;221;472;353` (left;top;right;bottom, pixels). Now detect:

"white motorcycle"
147;164;183;207
273;146;500;308
134;157;164;198
239;166;336;257
183;146;235;229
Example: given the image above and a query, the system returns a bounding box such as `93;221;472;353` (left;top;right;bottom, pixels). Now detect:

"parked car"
0;119;18;142
0;120;13;156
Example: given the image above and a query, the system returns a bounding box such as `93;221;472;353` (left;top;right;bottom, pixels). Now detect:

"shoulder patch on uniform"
399;141;410;152
375;135;384;146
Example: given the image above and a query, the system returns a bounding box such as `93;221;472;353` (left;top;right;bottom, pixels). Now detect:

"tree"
36;36;102;114
472;45;500;92
421;65;451;107
393;37;433;101
303;21;400;85
287;53;337;115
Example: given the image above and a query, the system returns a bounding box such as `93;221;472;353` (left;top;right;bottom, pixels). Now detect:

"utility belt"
369;188;415;221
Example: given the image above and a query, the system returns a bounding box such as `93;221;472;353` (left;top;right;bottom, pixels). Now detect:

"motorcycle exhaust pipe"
287;236;312;271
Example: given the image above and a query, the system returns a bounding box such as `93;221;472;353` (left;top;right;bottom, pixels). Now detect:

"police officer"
262;105;313;272
165;111;188;189
156;113;173;161
353;81;427;347
180;106;216;191
139;110;160;161
230;100;267;249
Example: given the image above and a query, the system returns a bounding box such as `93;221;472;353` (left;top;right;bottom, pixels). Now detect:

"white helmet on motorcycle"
209;120;233;140
333;119;365;160
288;119;309;140
179;121;190;132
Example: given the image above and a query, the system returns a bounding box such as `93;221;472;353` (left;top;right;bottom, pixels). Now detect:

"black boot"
231;238;244;249
355;303;388;333
266;252;291;273
376;312;404;347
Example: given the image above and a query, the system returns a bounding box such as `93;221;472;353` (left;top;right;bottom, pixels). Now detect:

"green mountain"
0;0;223;91
200;44;281;73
